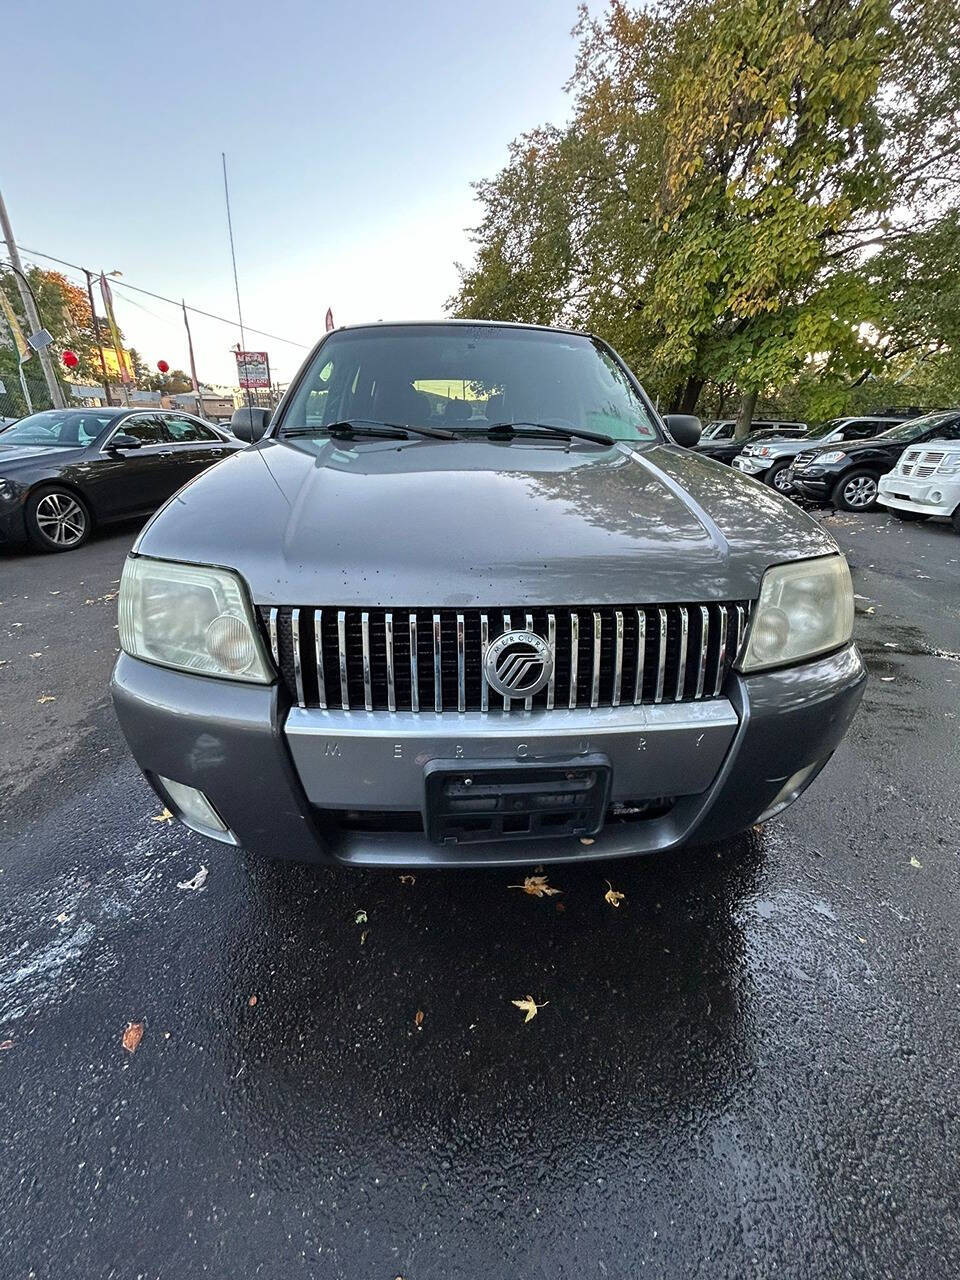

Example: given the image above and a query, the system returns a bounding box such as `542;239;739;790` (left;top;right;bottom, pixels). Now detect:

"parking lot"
1;512;959;1279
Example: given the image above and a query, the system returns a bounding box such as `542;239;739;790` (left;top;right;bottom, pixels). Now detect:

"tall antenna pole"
221;152;251;408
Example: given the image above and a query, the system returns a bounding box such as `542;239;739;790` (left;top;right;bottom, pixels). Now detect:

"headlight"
739;555;854;673
0;478;19;503
118;556;274;683
815;451;846;464
757;447;772;457
936;454;960;474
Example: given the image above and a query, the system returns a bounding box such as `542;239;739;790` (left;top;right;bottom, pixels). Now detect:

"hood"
808;436;897;457
135;436;837;607
0;443;86;468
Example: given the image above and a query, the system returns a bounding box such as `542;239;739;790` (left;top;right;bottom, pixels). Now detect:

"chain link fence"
0;362;60;422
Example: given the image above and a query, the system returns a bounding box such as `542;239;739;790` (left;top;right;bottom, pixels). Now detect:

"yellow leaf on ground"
248;995;258;1007
910;856;922;868
399;874;416;885
604;880;626;908
508;874;561;898
122;1021;144;1053
414;1009;424;1029
511;996;548;1023
37;695;56;704
151;808;173;823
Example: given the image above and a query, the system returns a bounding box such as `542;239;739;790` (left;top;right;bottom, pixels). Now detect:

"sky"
2;0;596;387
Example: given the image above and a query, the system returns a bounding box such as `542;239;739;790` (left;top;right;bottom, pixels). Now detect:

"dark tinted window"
162;415;219;443
120;415;167;444
283;325;661;442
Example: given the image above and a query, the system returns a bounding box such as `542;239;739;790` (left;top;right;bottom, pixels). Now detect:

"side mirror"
108;432;143;451
230;406;271;442
663;413;702;448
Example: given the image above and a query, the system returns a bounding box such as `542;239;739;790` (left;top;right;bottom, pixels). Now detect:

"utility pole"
84;270;112;406
0;184;65;408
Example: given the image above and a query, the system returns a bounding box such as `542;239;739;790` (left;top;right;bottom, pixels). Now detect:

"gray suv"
111;322;864;867
733;415;912;492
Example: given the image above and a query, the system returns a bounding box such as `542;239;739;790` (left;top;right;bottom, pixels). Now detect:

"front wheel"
833;469;880;512
888;508;929;522
766;460;794;493
25;486;92;552
952;507;960;536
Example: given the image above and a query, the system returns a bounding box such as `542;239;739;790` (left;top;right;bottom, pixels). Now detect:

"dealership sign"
235;350;270;388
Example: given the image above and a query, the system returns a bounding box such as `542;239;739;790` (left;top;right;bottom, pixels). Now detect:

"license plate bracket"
423;755;612;845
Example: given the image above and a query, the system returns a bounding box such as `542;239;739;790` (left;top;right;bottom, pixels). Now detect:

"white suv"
878;439;960;533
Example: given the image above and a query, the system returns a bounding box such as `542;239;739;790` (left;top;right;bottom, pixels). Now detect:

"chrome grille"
792;451;818;470
261;602;750;712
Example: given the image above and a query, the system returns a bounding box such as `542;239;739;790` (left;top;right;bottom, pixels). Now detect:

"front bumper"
112;643;866;867
790;468;833;500
0;500;27;546
731;456;769;477
878;473;960;517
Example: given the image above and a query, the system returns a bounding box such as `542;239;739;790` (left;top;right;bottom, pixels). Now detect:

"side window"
162;415;218;443
932;420;960;441
120;415;167;445
840;420;876;439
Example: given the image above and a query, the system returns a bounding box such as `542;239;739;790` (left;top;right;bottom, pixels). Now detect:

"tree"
451;0;960;433
0;267;118;393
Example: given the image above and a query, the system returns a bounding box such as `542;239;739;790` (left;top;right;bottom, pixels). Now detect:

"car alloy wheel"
841;475;878;509
34;491;87;547
771;467;793;492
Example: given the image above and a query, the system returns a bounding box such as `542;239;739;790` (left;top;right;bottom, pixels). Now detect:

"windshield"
875;412;955;443
805;418;849;440
701;421;733;439
280;324;661;443
0;410;114;448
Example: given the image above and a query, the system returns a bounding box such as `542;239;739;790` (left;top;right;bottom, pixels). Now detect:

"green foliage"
450;0;960;425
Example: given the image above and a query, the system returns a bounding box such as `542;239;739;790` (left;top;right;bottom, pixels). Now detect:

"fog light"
757;761;822;823
157;775;233;842
929;490;943;503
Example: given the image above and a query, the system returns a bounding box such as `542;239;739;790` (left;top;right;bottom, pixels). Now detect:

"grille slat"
262;601;750;713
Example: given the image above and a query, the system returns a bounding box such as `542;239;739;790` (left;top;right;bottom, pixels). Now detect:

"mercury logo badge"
483;629;553;698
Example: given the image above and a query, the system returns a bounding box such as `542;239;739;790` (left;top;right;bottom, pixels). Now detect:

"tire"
766;460;794;493
832;469;881;512
952;506;960;536
25;486;92;552
888;508;929;522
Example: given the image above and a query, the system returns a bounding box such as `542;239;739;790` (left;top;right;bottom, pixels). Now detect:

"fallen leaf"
880;676;895;682
177;865;208;891
37;695;56;704
511;995;548;1023
122;1021;144;1053
580;837;595;846
355;909;368;925
248;995;258;1007
865;606;876;614
910;856;922;868
604;880;626;908
399;874;416;885
55;911;71;924
0;1039;12;1051
151;808;173;823
30;652;42;658
856;936;867;943
508;874;561;898
360;929;369;945
414;1009;424;1029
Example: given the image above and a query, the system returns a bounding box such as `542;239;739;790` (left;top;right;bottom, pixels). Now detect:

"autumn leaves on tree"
450;0;960;430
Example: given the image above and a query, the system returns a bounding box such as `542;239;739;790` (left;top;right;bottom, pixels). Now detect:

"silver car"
732;415;912;492
111;321;865;867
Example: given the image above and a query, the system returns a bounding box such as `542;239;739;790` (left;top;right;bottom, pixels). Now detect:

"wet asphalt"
1;511;959;1280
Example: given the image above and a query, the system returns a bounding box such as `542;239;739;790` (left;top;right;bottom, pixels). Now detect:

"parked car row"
690;406;960;528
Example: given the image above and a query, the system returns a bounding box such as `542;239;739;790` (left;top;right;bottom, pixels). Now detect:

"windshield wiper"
479;421;615;447
282;418;455;441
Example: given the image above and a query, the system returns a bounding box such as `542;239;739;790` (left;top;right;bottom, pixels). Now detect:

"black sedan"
0;407;244;552
788;410;960;510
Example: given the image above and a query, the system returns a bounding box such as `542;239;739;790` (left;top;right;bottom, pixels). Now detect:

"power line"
12;242;311;349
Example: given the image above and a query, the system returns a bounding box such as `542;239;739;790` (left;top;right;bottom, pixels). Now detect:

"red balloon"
156;359;169;374
62;349;79;369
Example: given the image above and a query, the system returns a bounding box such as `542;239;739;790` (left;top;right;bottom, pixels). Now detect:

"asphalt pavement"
1;511;959;1280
